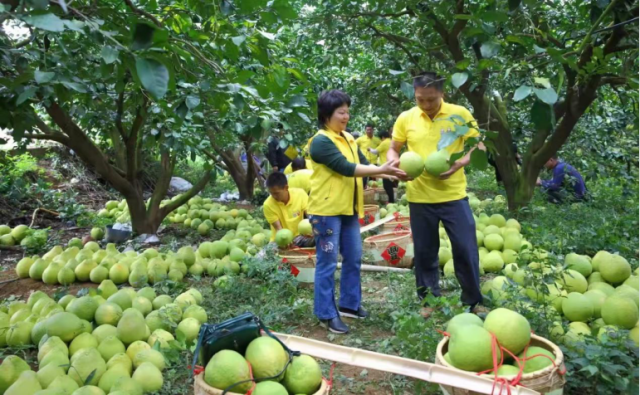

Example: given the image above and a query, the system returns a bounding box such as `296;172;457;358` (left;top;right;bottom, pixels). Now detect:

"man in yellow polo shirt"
387;71;484;318
263;172;313;247
356;123;381;188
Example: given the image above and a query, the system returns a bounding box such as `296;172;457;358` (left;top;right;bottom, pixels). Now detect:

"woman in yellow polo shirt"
308;90;405;334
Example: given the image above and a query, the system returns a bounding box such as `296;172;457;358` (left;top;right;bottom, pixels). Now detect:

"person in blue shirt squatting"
536;154;587;204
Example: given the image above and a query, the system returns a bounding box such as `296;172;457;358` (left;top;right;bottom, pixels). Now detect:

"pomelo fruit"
45;313;83;342
36;362;66;388
90;227;105;240
132;362;163;393
483;308;531;355
424;150;450;177
561;292;594;322
565;253;592;277
178;246;196;267
125;341;151;362
110;376;143;395
253;381;288;395
132;297;153;316
601;296;638;329
68;348;106;386
152;295;173;310
496;365;520;377
107;290;133;311
245;337;288;381
298;219;313;236
69;332;98;355
583;290;607;318
117;309;148;345
503;235;521;253
177;317;201;343
183;305;207;324
94;302;123;326
0;355;30;393
587;281;615;296
397;151;424;178
204;350;252;392
210;241;228;259
66;296;99;321
97;336;126;362
10;225;29;242
448;325;501;372
484;234;504;251
106;353;133;376
4;371;41;395
48;375;79;393
561;270;588;294
133;349;165;371
445;313;483;335
282;355;322;395
92;324;118;344
488;214;506;228
599;254;631;284
482;251;505;273
97;366;129;393
147;329;174;349
274;229;293;248
516;346;555;373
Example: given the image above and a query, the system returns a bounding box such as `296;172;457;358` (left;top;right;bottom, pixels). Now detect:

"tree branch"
115;90;126;141
160;170;211;217
365;23;421;68
349;9;414;18
126;96;148;181
122;0;162;27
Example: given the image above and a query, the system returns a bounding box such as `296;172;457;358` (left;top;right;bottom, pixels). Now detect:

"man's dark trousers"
409;198;483;306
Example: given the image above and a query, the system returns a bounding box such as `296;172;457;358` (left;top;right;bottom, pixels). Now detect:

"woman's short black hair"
378;130;390;139
317;89;351;128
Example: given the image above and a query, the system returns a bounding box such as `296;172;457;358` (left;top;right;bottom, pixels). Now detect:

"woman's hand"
379;160;407;179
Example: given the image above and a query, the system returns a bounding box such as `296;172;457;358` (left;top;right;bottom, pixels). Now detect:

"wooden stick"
30;207;60;227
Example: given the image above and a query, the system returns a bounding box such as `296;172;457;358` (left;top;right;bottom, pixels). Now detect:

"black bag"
192;312;300;394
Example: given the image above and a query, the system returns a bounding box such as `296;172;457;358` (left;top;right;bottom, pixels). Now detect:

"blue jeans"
310;214;362;320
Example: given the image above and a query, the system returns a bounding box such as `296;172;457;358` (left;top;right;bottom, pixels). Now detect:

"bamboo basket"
381;216;411;232
278;248;316;285
359;205;379;226
363;188;376;205
194;373;330;395
363;231;413;268
435;333;566;395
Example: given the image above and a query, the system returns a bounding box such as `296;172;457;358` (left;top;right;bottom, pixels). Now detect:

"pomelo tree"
302;0;638;209
0;0;312;233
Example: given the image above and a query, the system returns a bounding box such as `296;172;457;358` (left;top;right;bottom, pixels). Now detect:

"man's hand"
438;162;463;180
536;177;542;186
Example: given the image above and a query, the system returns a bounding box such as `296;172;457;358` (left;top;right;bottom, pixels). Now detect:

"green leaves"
513;85;532;101
534;87;558;105
530;101;554;131
16;87;37;105
101;47;119;64
470;149;488;170
132;23;156;51
23;13;66;32
389;69;405;75
34;70;55;84
480;41;500;58
135;58;169;100
258;30;276;40
479;11;509;22
400;82;414;100
231;36;246;46
451;72;468;89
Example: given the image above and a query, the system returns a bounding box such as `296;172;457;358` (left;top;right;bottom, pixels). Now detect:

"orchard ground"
0;161;638;394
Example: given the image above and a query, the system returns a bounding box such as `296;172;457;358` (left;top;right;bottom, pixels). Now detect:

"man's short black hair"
266;172;288;188
291;157;306;171
378;130;390;139
413;71;445;91
365;123;374;129
550;153;559;160
317;90;351;128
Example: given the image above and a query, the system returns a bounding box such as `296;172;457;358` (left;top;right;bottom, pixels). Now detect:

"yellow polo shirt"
356;135;381;164
263;188;309;241
283;159;313;175
287;169;313;194
375;139;392;165
393;102;479;203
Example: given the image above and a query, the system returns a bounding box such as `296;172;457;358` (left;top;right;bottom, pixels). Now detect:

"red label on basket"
381;242;406;266
394;224;408;231
363;213;374;225
290;265;300;277
358;218;365;226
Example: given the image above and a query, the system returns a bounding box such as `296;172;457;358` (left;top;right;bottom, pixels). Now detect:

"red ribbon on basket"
189;365;204;375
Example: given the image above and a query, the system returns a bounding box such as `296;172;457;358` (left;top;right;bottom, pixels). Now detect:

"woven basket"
435;334;566;395
360;205;379;226
279;248;316;285
363;231;413;268
194;373;331;395
363;188;376;205
372;187;388;204
382;216;411;232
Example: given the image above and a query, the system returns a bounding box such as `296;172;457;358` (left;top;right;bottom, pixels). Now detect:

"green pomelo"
48;375;79;393
68;348;106;386
488;214;506;228
438;247;452;266
483;308;531;355
117;309;148;345
503;235;521;253
484;234;504;251
253;381;288;395
97;366;130;393
561;270;588;294
152;294;173;310
107;290;133;311
423;150;450;177
482;251;505;273
601;296;639;329
98;336;126;362
126;340;151;362
110;376;143;395
132;362;163;393
133;348;166;371
587;281;615;296
245;337;288;381
106;353;133;375
516;346;555;373
210;241;229;259
448;325;501;372
147;329;174;349
599;254;631;284
69;332;98;356
45;313;83;342
70;385;105;395
36;362;65;389
583;290;607;319
275;229;293;248
182;305;207;324
0;355;31;394
495;365;520;377
97;280;118;299
565;253;592;277
177;318;201;343
92;324;118;344
561;292;594;322
298;219;313;236
445;313;484;336
282;355;322;395
132;297;153;317
94;302;123;326
204;350;252;392
5;371;41;395
66;296;99;321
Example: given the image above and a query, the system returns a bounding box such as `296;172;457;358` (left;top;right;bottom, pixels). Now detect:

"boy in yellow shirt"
263;172;314;247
